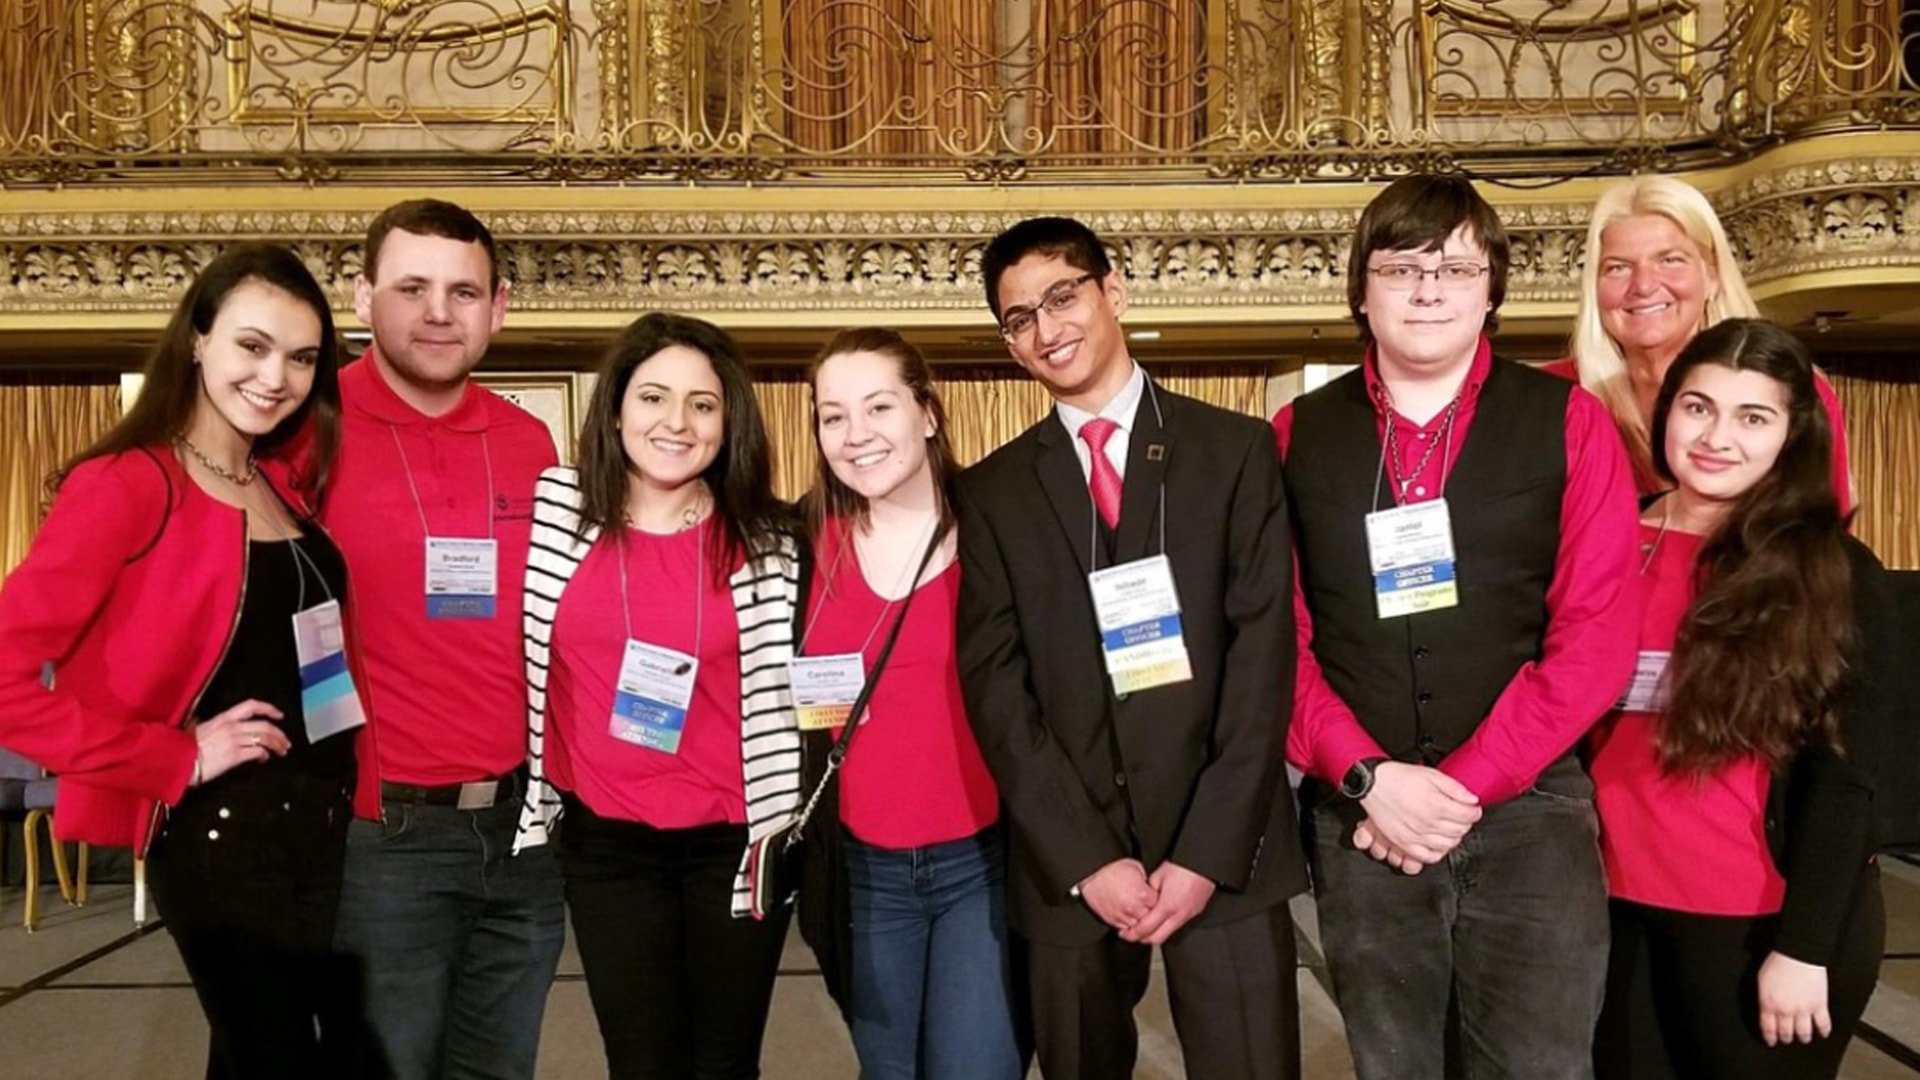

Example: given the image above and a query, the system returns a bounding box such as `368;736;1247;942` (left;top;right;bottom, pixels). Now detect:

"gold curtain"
0;380;126;577
1829;360;1920;570
780;0;994;158
0;0;65;149
754;362;1271;501
1038;0;1203;158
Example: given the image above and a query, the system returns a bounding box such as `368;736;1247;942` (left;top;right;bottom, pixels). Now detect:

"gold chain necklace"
175;435;258;487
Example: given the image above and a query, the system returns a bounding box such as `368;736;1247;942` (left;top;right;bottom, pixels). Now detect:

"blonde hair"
1568;176;1760;478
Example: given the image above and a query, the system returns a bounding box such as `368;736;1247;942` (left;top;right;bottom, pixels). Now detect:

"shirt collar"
342;347;490;432
1054;363;1147;443
1362;336;1493;422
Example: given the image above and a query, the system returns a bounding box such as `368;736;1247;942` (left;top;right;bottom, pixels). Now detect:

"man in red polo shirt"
322;200;562;1080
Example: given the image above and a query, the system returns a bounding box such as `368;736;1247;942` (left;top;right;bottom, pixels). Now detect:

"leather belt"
380;765;527;810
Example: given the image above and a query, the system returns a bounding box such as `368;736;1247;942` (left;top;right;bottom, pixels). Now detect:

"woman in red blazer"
0;242;369;1080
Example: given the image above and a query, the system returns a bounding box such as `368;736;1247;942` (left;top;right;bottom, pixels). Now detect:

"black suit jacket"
956;381;1307;945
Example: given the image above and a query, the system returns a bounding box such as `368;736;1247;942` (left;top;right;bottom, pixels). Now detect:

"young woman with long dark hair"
1589;318;1896;1079
796;328;1020;1079
0;242;371;1079
515;312;805;1079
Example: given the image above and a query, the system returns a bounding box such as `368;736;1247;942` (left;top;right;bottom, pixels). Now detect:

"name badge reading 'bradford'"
610;639;700;754
1088;554;1193;695
425;537;498;619
1364;499;1460;619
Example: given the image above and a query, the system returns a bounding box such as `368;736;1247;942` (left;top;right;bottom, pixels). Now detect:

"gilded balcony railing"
2;0;1918;186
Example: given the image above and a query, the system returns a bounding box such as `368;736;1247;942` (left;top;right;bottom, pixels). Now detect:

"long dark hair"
802;327;959;542
60;242;341;497
1651;318;1853;773
577;312;791;585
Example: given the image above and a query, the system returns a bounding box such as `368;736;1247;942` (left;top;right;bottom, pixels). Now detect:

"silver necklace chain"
175;435;257;487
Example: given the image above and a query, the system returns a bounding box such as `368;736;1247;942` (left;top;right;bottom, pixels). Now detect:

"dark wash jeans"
844;826;1023;1080
1308;758;1609;1080
325;787;566;1080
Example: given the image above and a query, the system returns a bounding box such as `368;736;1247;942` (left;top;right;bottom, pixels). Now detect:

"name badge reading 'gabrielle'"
1364;500;1460;619
1088;555;1193;695
425;537;498;619
610;639;700;754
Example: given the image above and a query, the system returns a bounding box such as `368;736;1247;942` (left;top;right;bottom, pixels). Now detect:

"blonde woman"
1550;176;1851;503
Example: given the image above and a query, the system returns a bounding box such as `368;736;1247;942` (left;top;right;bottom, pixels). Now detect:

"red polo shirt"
321;353;558;785
1274;339;1640;804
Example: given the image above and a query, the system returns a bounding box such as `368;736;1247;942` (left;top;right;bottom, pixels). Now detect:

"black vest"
1284;359;1571;762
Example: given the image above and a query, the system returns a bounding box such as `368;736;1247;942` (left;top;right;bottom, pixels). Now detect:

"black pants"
1595;867;1885;1080
148;770;353;1080
556;796;791;1080
1023;902;1301;1080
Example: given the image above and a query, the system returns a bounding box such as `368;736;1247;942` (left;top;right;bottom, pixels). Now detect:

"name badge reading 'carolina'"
425;537;498;619
788;653;867;731
610;639;699;754
1364;500;1460;619
1088;554;1193;695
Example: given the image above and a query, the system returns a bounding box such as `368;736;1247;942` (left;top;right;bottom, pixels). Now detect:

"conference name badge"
1364;499;1460;619
292;599;366;743
1614;650;1671;713
425;536;498;620
788;653;867;731
609;639;699;755
1088;554;1193;695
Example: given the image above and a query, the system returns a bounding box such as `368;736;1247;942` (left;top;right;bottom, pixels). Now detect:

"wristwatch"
1340;757;1389;800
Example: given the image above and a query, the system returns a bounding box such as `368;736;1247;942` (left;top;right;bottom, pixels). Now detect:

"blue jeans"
1309;759;1610;1080
327;787;566;1080
844;826;1022;1080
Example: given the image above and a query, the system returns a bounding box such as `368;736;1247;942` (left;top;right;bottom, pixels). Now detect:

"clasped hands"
1078;858;1216;945
1350;762;1482;875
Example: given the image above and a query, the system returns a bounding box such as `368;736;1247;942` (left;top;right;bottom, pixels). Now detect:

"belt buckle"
455;780;499;811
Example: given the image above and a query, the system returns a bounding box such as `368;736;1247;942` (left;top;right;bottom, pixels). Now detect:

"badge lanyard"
1616;500;1675;712
286;535;367;743
792;515;940;731
606;522;706;754
1363;382;1463;619
390;425;499;619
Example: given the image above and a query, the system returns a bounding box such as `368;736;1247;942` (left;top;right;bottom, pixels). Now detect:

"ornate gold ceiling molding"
4;135;1920;331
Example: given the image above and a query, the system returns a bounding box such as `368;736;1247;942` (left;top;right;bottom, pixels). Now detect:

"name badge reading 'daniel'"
1088;554;1193;695
610;639;699;755
789;653;867;731
1364;499;1460;619
292;599;366;743
425;537;498;620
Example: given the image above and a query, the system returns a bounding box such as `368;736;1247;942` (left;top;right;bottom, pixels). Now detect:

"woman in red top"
796;328;1019;1080
1552;176;1852;504
0;243;363;1079
1588;319;1892;1079
524;313;804;1079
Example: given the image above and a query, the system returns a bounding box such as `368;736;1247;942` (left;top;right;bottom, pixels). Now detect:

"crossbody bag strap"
789;522;949;840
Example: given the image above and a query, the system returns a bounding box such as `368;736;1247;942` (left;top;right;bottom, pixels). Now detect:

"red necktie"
1079;418;1123;530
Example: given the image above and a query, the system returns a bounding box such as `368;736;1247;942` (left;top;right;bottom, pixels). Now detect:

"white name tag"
1088;554;1192;695
789;653;867;731
1614;650;1671;713
609;639;699;754
425;537;498;620
1364;499;1460;619
292;599;365;743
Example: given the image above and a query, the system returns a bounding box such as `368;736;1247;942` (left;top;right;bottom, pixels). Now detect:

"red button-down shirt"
1273;339;1640;804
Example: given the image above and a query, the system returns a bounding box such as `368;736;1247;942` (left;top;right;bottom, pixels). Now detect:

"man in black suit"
955;216;1305;1079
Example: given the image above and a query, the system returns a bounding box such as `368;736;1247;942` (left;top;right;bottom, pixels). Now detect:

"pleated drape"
0;380;125;577
1830;361;1920;570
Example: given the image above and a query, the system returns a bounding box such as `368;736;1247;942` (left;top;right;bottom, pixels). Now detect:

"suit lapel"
1116;380;1173;563
1034;414;1096;579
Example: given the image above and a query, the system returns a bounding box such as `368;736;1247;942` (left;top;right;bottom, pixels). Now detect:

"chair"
0;746;85;931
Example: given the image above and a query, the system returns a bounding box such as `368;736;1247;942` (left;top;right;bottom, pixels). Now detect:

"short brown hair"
363;199;499;289
1347;175;1509;345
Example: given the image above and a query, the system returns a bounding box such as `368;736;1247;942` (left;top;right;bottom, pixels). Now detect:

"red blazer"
0;446;381;855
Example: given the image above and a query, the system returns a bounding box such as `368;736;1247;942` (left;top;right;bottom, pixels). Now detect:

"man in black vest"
957;216;1306;1078
1276;176;1639;1077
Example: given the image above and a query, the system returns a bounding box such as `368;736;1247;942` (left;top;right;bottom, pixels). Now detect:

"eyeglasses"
1000;273;1099;339
1367;262;1491;291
